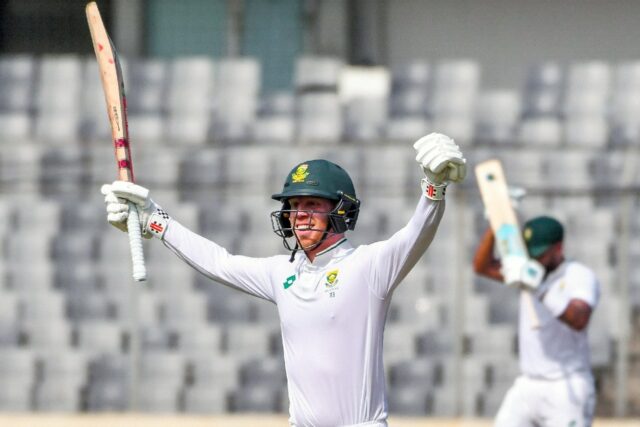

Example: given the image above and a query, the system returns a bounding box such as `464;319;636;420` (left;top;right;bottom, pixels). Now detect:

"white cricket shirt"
162;196;444;426
519;260;600;380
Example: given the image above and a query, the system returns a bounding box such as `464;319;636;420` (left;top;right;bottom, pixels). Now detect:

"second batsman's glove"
101;181;171;239
500;255;546;290
414;132;467;200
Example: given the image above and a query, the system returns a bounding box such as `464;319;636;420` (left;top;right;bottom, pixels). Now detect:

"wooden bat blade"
475;158;540;328
87;1;145;282
86;1;134;183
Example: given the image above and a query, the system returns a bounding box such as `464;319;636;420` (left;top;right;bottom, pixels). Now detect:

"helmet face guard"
271;159;360;254
270;191;360;251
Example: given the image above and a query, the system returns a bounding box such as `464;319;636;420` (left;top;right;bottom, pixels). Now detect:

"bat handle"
127;202;147;282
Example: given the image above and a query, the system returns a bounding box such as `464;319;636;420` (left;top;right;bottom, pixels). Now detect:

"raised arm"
473;227;503;282
369;133;466;298
101;181;275;301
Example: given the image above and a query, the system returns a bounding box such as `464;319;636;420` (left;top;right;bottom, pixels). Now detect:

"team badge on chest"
324;269;340;297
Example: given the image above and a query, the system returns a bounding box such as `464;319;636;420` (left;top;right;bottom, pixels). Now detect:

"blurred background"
0;0;639;422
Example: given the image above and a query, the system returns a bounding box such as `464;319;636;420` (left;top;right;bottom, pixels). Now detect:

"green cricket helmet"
270;159;360;246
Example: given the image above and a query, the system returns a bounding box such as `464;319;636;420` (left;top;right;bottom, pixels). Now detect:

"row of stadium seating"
0;53;638;415
1;55;640;146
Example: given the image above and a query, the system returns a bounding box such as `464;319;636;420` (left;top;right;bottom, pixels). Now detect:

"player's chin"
295;232;322;248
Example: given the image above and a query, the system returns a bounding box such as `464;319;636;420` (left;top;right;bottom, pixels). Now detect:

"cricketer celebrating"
474;216;600;427
101;132;466;426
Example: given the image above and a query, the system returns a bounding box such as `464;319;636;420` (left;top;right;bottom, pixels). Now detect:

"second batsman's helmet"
271;159;360;239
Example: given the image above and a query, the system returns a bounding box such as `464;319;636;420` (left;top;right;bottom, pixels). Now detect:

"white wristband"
421;178;447;200
145;208;171;240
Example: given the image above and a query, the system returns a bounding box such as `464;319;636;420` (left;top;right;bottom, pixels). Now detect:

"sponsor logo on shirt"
283;275;296;289
291;164;309;183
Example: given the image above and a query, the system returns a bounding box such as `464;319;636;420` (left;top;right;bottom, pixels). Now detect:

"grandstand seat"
174;323;223;356
188;354;239;390
39;146;89;195
167;56;215;115
86;377;128;411
416;331;455;357
391;60;430;90
139;324;172;350
75;320;124;356
208;291;255;323
259;91;295;116
385;116;430;141
252;115;295;143
431;115;474;145
34;111;81;144
139;351;186;388
22;318;72;351
125;59;168;114
80;59;111;141
127;113;165;144
0;55;35;112
18;290;67;325
38;350;88;388
0;349;36;410
294;56;343;90
0;144;40;192
224;324;274;362
389;357;437;388
517;117;562;145
107;287;160;327
167;112;211;145
33;377;82;412
183;384;227;413
296;94;343;143
52;232;98;263
231;384;282;412
158;290;209;329
0;112;32;140
523;88;562;118
474;90;520;144
383;324;418;365
433;59;480;95
239;356;286;387
137;379;181;413
212;58;260;142
35;55;82;115
386;384;429;415
0;377;33;411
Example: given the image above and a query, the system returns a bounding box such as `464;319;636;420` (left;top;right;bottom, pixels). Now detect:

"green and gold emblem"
291;164;309;183
325;269;339;287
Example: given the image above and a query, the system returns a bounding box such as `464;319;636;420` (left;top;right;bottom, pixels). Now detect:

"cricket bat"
475;159;539;328
86;1;146;282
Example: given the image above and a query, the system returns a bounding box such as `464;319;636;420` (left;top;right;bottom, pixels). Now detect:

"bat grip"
127;202;146;282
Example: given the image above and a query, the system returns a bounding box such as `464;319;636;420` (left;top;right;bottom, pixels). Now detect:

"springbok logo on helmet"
291;164;309;183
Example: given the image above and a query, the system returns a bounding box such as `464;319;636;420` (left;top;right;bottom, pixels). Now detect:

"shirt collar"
301;237;352;268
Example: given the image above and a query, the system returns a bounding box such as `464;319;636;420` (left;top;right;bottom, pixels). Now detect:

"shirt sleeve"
542;263;599;317
364;196;445;299
161;220;276;302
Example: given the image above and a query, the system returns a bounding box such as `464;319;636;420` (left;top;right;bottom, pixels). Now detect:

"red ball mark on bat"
108;58;114;64
114;138;130;148
98;43;104;51
118;159;132;169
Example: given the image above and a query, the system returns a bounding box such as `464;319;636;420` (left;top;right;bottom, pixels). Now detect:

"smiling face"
287;196;335;250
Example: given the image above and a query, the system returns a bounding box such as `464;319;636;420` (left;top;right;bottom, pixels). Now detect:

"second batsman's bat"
475;159;540;328
86;1;146;282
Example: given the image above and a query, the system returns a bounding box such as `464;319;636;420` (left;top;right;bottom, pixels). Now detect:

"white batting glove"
100;181;171;239
500;255;545;290
414;133;467;200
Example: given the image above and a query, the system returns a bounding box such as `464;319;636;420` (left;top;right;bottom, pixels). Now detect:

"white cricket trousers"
494;373;595;427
